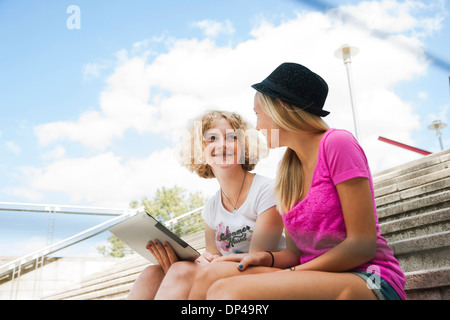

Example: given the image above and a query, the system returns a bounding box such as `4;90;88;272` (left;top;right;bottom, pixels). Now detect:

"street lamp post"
428;120;448;151
335;44;360;141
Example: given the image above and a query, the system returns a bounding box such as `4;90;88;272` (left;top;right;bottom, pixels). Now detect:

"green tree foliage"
98;185;208;258
130;186;206;222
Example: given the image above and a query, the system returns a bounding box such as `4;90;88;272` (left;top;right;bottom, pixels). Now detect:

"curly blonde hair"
178;110;268;179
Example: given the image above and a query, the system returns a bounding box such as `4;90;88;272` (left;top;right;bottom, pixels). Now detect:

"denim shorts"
350;271;402;300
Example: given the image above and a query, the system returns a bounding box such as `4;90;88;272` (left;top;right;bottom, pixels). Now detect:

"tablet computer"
109;211;201;264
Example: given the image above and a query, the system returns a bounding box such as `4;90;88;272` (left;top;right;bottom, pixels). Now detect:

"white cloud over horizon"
192;19;236;38
16;0;444;207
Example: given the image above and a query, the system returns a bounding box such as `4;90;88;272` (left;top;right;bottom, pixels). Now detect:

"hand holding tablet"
109;211;201;265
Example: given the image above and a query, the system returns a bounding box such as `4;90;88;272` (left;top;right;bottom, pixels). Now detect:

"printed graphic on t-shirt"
215;222;253;254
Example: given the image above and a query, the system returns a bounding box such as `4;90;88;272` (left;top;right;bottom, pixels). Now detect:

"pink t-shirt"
282;129;406;299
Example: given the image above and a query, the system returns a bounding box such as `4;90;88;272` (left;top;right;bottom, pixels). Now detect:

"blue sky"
0;0;449;257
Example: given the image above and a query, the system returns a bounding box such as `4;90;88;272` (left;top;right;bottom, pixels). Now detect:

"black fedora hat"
252;62;330;117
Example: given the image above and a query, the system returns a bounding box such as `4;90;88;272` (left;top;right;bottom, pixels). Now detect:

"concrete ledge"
406;287;450;300
389;231;450;273
375;165;450;196
390;231;450;255
61;275;135;300
380;208;450;242
373;149;450;186
405;268;450;300
41;232;205;300
377;190;450;220
376;177;450;207
405;268;450;290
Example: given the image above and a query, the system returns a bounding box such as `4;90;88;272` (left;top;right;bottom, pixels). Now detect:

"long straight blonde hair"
256;92;329;214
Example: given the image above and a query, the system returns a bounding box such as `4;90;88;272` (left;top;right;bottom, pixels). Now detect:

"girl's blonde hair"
256;92;329;214
179;110;268;179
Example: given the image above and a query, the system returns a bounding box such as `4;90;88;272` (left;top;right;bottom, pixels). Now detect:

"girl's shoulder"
323;128;356;146
322;128;362;156
203;189;221;210
253;173;272;183
251;174;274;191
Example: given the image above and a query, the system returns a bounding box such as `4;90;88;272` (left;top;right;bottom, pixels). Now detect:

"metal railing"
0;202;204;300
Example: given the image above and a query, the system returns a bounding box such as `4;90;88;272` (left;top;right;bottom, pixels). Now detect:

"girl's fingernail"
238;264;243;269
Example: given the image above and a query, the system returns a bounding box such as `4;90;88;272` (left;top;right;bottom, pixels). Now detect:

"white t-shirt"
202;174;285;255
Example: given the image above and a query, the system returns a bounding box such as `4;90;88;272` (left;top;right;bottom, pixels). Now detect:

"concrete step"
373;149;450;188
79;254;147;284
57;275;135;300
375;174;450;207
377;189;450;222
375;165;450;199
374;161;449;192
404;267;450;300
390;231;450;273
42;232;206;300
380;207;450;243
42;254;148;300
80;284;132;300
374;159;450;191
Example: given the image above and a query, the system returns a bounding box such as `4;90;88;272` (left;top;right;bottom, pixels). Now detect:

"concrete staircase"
41;254;148;300
0;256;120;300
42;149;450;300
42;231;205;300
373;148;450;300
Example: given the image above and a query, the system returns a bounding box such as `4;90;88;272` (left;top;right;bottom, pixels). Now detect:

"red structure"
378;136;432;156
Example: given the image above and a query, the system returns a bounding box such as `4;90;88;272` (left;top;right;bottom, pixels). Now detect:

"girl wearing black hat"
188;63;406;300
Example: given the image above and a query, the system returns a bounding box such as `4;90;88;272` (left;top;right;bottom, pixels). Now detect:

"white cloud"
9;187;43;202
41;145;66;161
330;0;445;37
82;62;109;81
5;141;21;155
18;148;219;207
418;91;428;100
192;19;235;37
24;0;440;206
35;57;157;150
427;104;449;124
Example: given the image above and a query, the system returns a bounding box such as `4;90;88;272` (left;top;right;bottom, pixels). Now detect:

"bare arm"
293;177;377;272
203;223;221;261
248;206;284;253
216;178;377;272
214;228;301;270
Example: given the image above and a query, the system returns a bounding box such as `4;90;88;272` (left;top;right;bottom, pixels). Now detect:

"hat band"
261;78;316;110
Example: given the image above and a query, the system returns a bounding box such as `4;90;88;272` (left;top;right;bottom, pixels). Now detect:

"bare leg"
127;265;165;300
188;262;278;300
155;261;199;300
206;269;377;300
